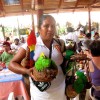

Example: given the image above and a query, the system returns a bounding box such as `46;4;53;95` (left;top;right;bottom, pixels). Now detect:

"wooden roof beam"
73;0;80;12
62;6;100;9
20;0;24;12
58;0;63;8
57;0;63;13
91;0;96;5
0;0;4;11
91;1;100;6
44;5;100;11
0;0;6;16
31;0;44;10
31;0;35;10
91;6;100;8
35;0;44;10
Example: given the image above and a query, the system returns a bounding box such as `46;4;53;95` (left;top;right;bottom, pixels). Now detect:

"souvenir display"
65;53;91;98
63;40;91;98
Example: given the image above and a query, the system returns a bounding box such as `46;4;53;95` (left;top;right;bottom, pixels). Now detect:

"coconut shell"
33;53;58;82
65;85;78;98
70;54;90;60
33;66;58;82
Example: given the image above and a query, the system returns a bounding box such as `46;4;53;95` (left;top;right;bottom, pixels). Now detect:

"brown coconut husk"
33;67;58;82
65;85;78;98
70;54;90;61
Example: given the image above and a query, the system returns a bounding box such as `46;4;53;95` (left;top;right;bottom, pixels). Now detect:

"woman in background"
84;40;100;100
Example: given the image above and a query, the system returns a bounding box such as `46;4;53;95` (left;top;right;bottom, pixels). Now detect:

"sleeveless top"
90;60;100;97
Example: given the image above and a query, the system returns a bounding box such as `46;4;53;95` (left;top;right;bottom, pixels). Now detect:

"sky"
0;11;100;28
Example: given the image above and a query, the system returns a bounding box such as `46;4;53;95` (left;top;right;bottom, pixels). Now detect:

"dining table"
0;67;30;100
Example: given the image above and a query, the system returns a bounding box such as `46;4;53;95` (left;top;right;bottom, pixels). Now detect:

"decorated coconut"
70;53;90;60
65;39;76;51
66;84;78;98
63;39;76;60
73;71;88;93
65;71;88;98
33;53;58;82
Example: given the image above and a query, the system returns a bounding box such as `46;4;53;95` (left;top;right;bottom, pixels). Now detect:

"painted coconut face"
66;39;76;50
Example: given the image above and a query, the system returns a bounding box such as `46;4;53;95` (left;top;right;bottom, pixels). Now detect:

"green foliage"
0;27;2;32
19;28;28;35
4;27;12;33
0;26;12;33
92;22;99;31
0;26;29;36
57;26;66;35
13;28;17;36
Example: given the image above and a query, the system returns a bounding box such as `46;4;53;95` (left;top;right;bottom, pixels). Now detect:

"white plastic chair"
8;92;15;100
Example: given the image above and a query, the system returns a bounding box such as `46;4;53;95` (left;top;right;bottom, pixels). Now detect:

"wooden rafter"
20;0;24;12
57;0;63;13
58;0;63;8
34;0;44;10
44;5;100;10
73;0;80;12
91;1;100;6
88;5;91;33
31;0;35;9
0;0;4;11
91;6;100;8
91;0;96;5
42;0;44;6
0;0;6;16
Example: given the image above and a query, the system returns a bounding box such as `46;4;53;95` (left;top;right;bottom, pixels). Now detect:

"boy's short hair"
2;41;10;47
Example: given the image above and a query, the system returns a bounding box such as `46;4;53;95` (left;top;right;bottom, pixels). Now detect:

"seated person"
20;37;25;44
11;38;22;53
93;32;100;40
4;36;12;44
0;42;14;67
81;39;92;52
85;33;91;40
79;30;86;38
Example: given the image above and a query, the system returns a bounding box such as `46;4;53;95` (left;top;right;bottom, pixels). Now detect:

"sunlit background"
0;11;100;40
0;12;100;27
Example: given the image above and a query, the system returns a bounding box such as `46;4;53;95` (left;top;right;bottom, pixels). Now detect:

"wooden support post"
31;14;35;31
35;0;44;26
1;25;5;39
88;6;91;33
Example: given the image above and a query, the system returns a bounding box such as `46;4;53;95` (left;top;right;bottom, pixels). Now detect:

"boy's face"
14;40;19;45
3;45;10;51
94;34;99;40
